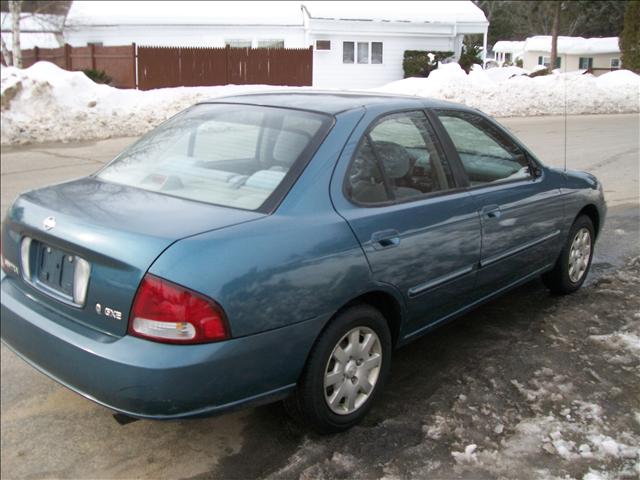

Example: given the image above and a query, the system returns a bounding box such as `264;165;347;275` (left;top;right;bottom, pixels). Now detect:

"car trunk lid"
2;177;264;337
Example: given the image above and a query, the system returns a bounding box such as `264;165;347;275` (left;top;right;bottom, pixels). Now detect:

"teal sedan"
1;92;606;433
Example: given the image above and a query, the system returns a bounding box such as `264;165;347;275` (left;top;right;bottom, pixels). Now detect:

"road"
0;114;638;480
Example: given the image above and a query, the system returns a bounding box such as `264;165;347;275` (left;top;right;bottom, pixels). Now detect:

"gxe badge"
96;303;122;320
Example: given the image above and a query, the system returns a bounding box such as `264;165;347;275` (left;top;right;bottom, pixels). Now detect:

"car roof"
200;90;465;115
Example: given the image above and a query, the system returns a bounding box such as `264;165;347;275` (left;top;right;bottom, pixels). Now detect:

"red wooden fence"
17;44;136;88
6;44;314;90
137;45;313;90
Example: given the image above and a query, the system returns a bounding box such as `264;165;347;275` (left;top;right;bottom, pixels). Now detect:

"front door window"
436;111;531;186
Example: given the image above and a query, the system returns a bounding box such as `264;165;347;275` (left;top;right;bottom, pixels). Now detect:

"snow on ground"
377;63;640;117
257;257;640;480
1;61;639;145
1;62;278;145
482;65;529;82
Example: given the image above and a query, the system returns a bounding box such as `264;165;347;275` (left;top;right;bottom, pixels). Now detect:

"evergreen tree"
458;42;483;73
474;0;627;47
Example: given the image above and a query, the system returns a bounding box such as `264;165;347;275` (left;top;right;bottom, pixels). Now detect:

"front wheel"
543;215;595;294
285;304;392;433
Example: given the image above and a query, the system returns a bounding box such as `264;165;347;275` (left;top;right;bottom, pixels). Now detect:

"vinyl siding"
311;34;457;89
64;25;307;48
523;51;621;75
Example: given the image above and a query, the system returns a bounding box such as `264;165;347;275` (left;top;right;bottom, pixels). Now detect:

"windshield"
98;104;332;211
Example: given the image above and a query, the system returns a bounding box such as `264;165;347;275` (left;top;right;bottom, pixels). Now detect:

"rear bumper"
1;274;323;419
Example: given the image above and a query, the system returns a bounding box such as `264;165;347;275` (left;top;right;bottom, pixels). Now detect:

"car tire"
285;304;392;434
542;215;595;295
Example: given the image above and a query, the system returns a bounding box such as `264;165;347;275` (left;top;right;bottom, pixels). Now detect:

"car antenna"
564;65;568;172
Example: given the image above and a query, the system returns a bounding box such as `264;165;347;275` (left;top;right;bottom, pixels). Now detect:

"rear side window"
98;104;331;211
436;110;530;186
346;111;455;205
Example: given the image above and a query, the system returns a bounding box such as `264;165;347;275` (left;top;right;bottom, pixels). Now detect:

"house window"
225;39;252;48
357;42;369;64
343;41;383;64
316;40;331;51
504;52;512;62
579;57;593;70
343;42;355;63
257;39;284;49
372;42;383;64
610;57;621;69
538;56;561;68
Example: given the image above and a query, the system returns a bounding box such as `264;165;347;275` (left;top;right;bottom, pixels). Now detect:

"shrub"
403;50;454;78
458;41;483;73
516;58;524;68
529;68;550;78
83;69;112;85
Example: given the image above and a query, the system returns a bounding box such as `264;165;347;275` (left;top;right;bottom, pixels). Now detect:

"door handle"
481;205;502;219
371;229;400;250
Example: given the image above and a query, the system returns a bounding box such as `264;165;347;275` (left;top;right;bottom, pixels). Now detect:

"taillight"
129;274;229;344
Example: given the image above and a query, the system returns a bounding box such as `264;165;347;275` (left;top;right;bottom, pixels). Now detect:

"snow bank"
596;69;640;88
483;65;529;82
2;61;639;145
1;62;281;145
375;63;640;117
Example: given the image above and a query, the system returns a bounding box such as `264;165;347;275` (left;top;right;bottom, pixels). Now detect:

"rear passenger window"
436;110;530;186
346;111;456;205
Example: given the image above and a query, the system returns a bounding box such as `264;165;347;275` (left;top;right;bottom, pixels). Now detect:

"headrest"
373;141;411;179
273;130;309;167
351;141;383;182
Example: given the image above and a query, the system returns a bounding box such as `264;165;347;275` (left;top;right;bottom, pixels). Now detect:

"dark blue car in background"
1;92;605;432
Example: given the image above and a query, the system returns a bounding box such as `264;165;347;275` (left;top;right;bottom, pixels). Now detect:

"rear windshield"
97;104;332;211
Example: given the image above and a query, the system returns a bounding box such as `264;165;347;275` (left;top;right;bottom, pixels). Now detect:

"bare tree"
1;31;10;64
8;0;20;66
1;1;71;66
549;1;561;73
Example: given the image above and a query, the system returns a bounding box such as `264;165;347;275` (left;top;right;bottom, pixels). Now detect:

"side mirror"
529;165;543;178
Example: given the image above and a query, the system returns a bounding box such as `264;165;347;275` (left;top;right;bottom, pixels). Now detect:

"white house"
61;0;489;89
521;36;621;74
491;36;621;74
492;40;525;66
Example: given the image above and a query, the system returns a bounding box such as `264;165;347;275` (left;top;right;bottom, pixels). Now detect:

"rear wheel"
285;304;391;433
543;215;594;294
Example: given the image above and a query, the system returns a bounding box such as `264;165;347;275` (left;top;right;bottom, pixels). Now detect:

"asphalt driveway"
0;114;638;480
